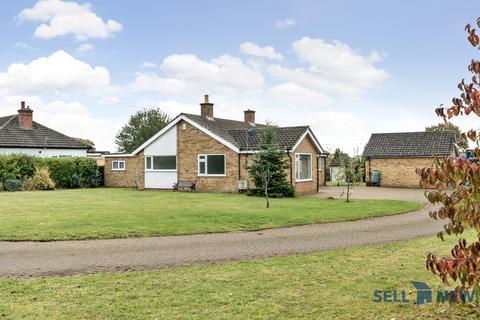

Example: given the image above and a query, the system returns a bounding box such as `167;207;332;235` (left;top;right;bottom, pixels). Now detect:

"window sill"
295;178;313;183
198;174;226;177
145;169;177;172
111;169;125;172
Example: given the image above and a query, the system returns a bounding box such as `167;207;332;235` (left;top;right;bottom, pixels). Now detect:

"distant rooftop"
362;131;456;158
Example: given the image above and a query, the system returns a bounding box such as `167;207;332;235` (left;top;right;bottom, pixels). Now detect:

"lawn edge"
0;200;424;243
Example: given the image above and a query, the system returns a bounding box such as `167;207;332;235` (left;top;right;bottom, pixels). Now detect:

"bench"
173;180;196;192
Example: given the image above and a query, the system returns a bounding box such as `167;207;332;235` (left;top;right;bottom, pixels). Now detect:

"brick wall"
104;151;145;189
293;135;320;195
177;120;239;192
365;157;435;188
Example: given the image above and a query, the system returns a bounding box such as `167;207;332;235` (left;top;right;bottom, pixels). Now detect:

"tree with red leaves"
420;17;480;289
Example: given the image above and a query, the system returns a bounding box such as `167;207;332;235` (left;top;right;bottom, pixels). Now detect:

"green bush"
33;167;55;190
4;179;22;192
0;155;99;190
38;157;99;188
0;154;36;182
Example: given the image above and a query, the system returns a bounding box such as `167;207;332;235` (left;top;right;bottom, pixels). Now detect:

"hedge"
0;155;99;189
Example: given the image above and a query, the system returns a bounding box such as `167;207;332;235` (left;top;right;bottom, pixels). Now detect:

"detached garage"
363;131;456;188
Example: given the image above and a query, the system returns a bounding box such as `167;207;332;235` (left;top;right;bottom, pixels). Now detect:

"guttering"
238;154;241;180
286;149;293;185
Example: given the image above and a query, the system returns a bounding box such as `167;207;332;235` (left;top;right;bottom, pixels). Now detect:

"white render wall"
144;125;178;189
144;125;177;156
0;148;87;157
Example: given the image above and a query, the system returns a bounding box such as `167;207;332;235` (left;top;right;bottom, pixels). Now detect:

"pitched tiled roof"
0;115;88;149
228;126;310;150
362;131;456;158
182;113;323;152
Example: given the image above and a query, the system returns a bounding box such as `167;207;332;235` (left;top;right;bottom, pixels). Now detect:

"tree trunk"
346;183;351;203
264;185;270;208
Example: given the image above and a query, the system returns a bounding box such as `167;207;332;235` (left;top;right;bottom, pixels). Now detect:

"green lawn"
0;188;421;241
0;233;477;319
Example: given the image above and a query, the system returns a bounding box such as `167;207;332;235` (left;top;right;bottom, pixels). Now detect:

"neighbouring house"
363;131;456;188
0;102;88;157
104;95;328;194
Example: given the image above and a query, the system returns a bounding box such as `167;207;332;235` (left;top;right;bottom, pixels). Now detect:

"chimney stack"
244;109;255;123
200;94;214;118
18;101;33;129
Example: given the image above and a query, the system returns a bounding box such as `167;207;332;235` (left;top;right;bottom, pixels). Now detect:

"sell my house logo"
372;281;479;305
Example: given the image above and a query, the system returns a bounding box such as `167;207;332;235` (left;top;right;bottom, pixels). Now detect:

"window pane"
299;154;311;180
207;155;225;174
152;156;176;170
119;161;125;169
199;161;206;174
146;157;152;170
113;162;118;169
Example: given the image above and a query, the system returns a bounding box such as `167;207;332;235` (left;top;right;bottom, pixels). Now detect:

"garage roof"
362;131;456;158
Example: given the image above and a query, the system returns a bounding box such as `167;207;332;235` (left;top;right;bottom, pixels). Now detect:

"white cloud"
240;42;283;60
129;73;187;95
269;82;332;107
76;43;93;52
141;62;157;68
268;37;387;99
0;50;110;94
130;54;264;96
156;100;198;117
18;0;123;40
14;42;33;49
275;18;297;30
311;111;369;155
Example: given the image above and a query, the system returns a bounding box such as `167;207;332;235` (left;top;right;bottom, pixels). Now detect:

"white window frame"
112;160;126;171
144;155;177;172
197;154;226;177
295;153;312;182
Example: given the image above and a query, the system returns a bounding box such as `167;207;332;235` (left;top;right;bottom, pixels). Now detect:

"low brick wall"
365;157;435;188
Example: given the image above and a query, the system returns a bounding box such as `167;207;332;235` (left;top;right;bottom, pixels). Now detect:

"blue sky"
0;0;478;152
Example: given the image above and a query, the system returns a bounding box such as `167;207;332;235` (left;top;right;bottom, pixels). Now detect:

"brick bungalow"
363;131;456;188
104;95;328;194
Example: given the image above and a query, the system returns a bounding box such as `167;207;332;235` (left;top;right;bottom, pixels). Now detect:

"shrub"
37;157;99;188
0;155;99;190
22;177;35;191
0;154;36;182
247;127;295;208
4;179;22;192
33;167;55;190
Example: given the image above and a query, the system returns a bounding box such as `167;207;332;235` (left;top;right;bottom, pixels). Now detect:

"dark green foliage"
4;179;22;192
248;127;295;199
115;108;171;153
0;154;36;182
0;155;99;190
38;158;99;188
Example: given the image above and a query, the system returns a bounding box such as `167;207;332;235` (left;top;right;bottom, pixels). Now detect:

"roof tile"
0;115;88;149
362;131;456;158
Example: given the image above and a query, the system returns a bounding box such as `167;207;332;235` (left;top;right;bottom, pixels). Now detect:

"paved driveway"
0;187;443;278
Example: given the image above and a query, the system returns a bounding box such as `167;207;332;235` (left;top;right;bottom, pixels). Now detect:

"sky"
0;0;478;154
